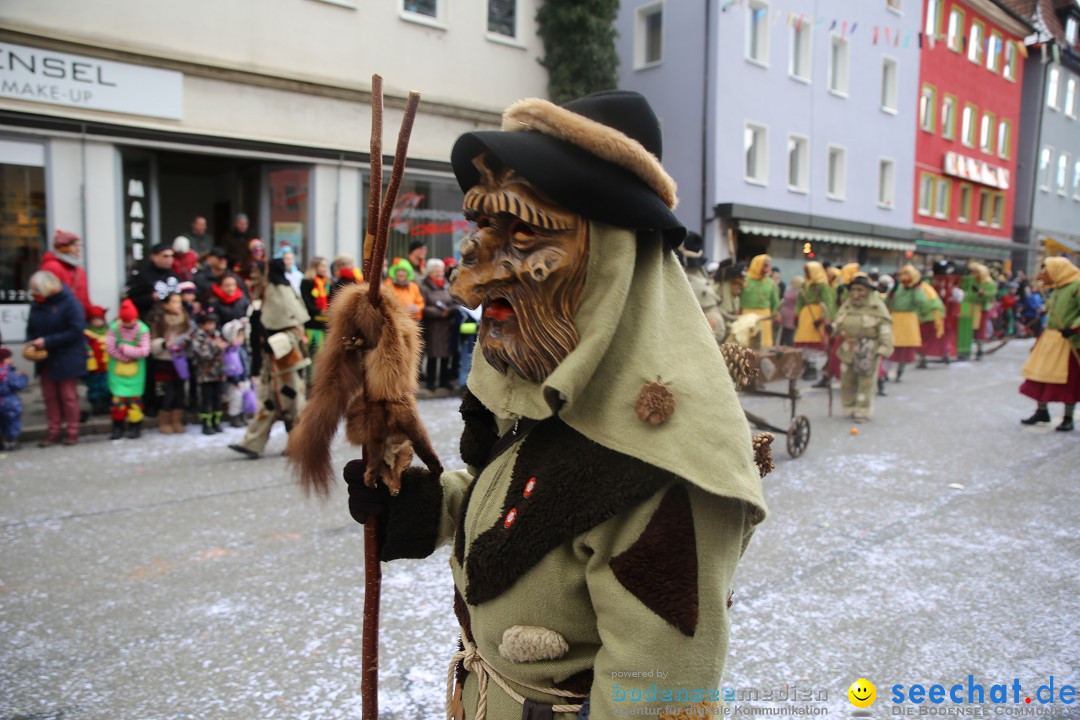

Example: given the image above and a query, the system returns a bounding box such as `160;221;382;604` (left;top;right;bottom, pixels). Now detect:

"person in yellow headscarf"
739;254;781;347
887;265;941;380
1019;257;1080;431
793;261;836;380
968;262;997;359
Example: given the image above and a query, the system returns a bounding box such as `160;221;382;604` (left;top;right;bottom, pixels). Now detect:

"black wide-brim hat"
451;90;686;247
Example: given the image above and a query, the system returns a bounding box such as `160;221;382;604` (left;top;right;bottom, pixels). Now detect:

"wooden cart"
739;345;811;458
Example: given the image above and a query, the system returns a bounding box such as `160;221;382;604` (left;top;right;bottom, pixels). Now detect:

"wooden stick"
363;75;383;281
361;479;381;720
368;91;421;306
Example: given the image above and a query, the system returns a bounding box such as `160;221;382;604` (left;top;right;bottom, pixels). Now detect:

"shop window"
919;84;937;133
827;145;846;200
977;188;992;225
1003;41;1017;81
925;0;942;37
881;57;898;112
787;134;809;192
747;0;770;66
829;35;849;95
790;18;812;81
361;172;466;268
979;112;995;155
1047;67;1061;110
745;122;768;185
918;173;934;216
933;177;950;219
958;183;973;223
942;94;957;140
878;158;895;208
1039;146;1053;191
402;0;443;26
0;141;47;311
636;3;664;68
947;6;965;52
267;167;310;262
968;21;985;65
987;32;1002;73
488;0;517;39
997;119;1011;160
961;103;977;147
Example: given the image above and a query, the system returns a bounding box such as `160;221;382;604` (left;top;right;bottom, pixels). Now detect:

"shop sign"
943;151;1010;190
0;42;182;119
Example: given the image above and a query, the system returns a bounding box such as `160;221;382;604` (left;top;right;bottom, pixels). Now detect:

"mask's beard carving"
451;153;588;384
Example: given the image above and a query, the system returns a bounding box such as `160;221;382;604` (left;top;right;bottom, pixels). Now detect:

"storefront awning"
739;221;917;252
1045;237;1080;254
913;229;1024;260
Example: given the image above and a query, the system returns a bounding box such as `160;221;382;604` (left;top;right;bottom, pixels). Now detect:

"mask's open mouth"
483;297;516;322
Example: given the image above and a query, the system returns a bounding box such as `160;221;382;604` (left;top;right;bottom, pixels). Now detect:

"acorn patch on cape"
635;377;676;425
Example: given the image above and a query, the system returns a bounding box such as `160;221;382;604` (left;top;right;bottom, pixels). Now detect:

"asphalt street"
1;338;1077;720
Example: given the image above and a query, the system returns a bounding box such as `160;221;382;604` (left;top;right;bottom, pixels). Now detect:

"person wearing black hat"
829;273;894;422
338;90;767;720
713;258;748;335
123;243;180;319
190;306;228;435
406;240;428;282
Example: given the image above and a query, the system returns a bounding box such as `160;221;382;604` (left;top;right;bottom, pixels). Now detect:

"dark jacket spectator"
418;259;457;390
124;244;180;318
25;272;87;445
39;230;92;314
209;276;251;328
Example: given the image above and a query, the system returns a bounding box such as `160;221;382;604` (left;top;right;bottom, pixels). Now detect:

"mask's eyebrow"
463;186;572;231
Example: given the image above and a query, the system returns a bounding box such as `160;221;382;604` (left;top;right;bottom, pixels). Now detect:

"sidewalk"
14;380;462;443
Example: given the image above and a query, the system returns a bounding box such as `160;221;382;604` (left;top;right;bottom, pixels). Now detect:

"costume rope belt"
446;634;585;720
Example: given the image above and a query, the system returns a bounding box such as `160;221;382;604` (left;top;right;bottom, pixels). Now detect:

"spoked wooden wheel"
786;415;811;458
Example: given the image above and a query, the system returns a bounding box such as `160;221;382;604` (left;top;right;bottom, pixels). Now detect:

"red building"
913;0;1035;263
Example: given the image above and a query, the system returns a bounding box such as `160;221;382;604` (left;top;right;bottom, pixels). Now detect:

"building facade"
615;0;923;280
1012;0;1080;273
912;0;1033;267
0;0;546;342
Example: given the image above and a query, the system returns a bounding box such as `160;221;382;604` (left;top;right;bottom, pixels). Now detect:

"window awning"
1045;237;1080;254
739;221;917;252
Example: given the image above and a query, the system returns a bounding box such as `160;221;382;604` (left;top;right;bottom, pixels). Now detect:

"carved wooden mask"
450;153;589;383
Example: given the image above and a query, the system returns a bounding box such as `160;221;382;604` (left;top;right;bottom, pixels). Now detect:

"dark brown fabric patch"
609;484;699;637
453;587;474;645
459;387;499;470
280;384;297;399
464;419;673;605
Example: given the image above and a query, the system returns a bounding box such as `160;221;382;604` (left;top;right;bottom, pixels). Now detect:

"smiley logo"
848;678;876;708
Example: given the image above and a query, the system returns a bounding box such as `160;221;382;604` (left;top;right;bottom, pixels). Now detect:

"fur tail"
288;289;366;497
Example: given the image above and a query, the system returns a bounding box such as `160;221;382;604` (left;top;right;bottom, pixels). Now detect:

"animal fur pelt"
289;282;442;497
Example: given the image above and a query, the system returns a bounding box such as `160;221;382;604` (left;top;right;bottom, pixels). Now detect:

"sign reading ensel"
0;42;182;120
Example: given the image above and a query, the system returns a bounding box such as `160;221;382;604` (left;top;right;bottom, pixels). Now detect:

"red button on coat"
504;508;518;527
524;477;536;497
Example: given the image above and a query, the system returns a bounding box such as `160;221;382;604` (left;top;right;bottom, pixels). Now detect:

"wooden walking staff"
359;75;421;720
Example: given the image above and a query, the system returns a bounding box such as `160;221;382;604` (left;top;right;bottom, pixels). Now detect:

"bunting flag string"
717;2;1043;65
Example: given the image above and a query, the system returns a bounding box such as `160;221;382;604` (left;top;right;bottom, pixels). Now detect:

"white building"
0;0;545;341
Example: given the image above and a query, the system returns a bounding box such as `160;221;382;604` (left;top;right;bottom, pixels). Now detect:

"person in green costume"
104;299;152;439
339;91;768;720
968;262;997;359
739;254;781;347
